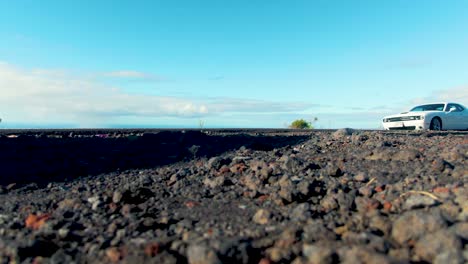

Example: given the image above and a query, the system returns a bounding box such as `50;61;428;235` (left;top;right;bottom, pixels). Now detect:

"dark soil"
0;129;466;263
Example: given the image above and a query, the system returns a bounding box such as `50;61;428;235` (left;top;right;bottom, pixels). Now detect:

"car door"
457;105;468;129
443;104;455;129
445;104;465;129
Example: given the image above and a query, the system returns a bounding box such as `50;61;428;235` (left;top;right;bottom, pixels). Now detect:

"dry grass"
399;190;440;201
365;177;377;187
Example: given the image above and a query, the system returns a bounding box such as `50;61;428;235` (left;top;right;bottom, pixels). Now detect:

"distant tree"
198;119;205;129
289;119;313;129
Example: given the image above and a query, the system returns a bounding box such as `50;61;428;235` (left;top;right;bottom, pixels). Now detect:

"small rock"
449;222;468;241
403;194;438;210
25;214;51;230
302;222;336;242
338;246;392;264
87;196;100;204
358;186;373;197
291;203;311;222
392;210;446;245
203;176;226;189
369;215;391;236
342;232;388;252
278;177;297;203
414;230;462;262
232;156;251;163
392;149;420;162
457;199;468;221
433;250;464;264
441;144;468;162
320;194;338;212
50;249;73;264
279;186;295;203
168;173;183;185
58;198;80;210
351;133;368;144
112;191;123;203
297;180;321;198
432;159;453;172
302;244;334;264
253;209;272;225
258;258;272;264
451;166;466;178
335;190;354;211
439;201;459;222
322;163;343;177
207;157;227;170
365;148;393;161
354;197;379;212
187;244;221;264
241;175;261;192
250;160;271;180
143;242;160;257
266;247;292;262
58;228;69;239
230;163;247;174
106;247;122;263
280;155;300;173
332;128;355;139
353;173;368;182
138;174;153;185
388;248;410;262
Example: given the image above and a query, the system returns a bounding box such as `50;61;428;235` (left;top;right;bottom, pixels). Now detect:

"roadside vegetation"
289;118;317;129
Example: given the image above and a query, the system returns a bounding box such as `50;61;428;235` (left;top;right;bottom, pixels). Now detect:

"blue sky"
1;0;467;128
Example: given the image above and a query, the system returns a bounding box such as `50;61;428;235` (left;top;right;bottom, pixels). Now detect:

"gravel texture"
0;129;467;263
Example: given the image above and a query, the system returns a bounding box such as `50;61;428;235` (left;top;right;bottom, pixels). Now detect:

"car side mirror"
449;107;456;112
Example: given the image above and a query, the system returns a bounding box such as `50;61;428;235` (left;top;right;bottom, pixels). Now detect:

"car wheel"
430;117;442;131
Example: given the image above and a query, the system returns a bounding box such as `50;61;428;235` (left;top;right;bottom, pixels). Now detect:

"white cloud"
314;112;386;129
0;62;315;127
205;98;319;113
0;63;209;126
430;86;468;103
406;86;468;108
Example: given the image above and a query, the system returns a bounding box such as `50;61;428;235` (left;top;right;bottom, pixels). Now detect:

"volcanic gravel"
0;129;467;263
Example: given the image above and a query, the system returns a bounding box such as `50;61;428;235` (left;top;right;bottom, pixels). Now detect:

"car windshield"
410;104;445;112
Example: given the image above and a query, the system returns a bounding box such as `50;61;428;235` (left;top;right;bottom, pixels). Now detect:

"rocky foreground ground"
0;129;467;264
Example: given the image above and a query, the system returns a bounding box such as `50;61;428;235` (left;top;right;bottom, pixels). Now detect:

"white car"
382;102;468;131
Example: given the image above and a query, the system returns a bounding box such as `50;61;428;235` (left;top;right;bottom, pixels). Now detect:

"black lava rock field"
0;129;467;263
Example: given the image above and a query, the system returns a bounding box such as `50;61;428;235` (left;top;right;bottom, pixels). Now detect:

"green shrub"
289;119;313;129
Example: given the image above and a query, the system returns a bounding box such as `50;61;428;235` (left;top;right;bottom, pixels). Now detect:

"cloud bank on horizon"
0;1;467;128
0;62;321;128
0;61;466;129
